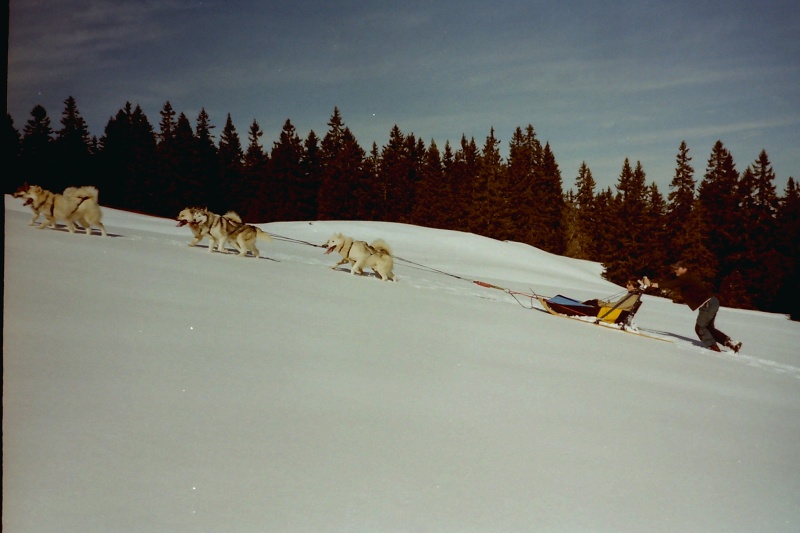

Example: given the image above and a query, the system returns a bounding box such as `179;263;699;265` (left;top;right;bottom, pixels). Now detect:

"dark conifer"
20;105;56;188
217;114;246;215
270;119;306;221
566;161;598;260
53;96;94;190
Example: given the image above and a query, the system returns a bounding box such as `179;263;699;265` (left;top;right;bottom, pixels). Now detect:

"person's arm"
643;276;680;290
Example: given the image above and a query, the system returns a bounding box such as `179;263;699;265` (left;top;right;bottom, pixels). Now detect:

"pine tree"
505;126;543;247
380;125;414;222
476;128;504;239
439;141;458;229
20;105;56;188
666;141;696;259
736;151;784;310
241;119;270;222
410;139;448;228
97;102;157;212
270;119;306;221
774;178;800;318
158;101;177;144
566;161;598;260
317;108;366;220
603;159;649;283
54;96;94;190
299;130;322;221
534;142;566;254
194;108;221;212
449;136;480;232
593;187;617;265
217;114;245;214
168;112;207;211
697;140;741;284
154;102;181;214
641;182;669;276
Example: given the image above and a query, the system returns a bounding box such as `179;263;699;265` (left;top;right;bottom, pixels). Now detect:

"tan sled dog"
324;233;397;281
177;207;271;258
14;184;107;236
176;207;210;247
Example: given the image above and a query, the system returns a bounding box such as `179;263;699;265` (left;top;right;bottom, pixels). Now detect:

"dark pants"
695;296;730;347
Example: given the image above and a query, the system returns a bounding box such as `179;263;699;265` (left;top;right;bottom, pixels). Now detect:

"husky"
14;183;107;236
177;207;271;258
324;233;397;281
176;207;210;247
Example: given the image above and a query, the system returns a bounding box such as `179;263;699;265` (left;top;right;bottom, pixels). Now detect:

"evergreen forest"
5;97;799;319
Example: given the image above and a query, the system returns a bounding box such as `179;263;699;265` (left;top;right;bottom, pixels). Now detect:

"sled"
537;290;644;327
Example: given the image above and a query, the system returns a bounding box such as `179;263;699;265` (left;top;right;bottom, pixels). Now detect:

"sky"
5;194;800;531
7;0;800;191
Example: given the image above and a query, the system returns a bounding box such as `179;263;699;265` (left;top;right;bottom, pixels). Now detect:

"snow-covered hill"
4;195;800;532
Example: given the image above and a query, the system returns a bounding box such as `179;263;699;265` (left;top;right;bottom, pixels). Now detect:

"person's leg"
695;298;720;348
702;297;743;352
705;297;731;344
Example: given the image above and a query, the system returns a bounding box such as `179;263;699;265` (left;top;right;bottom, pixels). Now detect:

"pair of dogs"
13;183;107;236
323;233;397;282
176;207;271;258
177;208;397;281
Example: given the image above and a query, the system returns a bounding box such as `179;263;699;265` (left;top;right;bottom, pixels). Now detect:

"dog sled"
537;289;643;327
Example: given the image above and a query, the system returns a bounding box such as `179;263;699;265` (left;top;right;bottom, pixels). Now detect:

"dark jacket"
657;273;713;311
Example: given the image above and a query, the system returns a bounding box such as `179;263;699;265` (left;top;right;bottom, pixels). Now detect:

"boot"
725;340;742;353
707;344;722;352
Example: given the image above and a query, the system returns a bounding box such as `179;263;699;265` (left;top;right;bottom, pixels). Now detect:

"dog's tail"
256;228;272;242
67;186;100;201
223;211;243;223
370;238;392;255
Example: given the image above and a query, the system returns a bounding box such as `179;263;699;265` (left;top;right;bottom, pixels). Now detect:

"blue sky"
8;0;799;191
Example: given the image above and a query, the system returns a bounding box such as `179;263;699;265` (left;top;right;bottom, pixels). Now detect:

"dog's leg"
234;236;248;256
352;258;367;275
331;257;349;269
95;221;108;237
37;217;56;230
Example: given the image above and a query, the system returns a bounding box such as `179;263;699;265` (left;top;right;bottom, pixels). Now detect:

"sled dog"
176;207;210;247
14;183;107;236
324;232;397;281
177;207;271;258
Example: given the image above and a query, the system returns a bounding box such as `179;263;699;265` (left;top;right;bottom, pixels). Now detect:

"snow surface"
4;195;800;532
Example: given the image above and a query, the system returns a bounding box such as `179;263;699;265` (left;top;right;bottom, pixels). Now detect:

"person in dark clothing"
643;261;742;353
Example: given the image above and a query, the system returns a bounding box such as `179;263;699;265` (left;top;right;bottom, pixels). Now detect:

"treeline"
5;97;799;319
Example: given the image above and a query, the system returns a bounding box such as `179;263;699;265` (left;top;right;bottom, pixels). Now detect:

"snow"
4;194;800;532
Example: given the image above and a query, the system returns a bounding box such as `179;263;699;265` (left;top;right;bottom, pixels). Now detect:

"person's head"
626;278;638;290
671;261;688;276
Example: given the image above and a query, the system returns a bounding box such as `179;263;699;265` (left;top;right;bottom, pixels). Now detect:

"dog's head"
192;208;210;226
12;183;31;199
14;184;42;205
324;232;344;254
177;207;205;227
176;208;194;227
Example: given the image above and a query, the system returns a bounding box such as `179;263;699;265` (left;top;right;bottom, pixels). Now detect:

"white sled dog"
14;183;107;236
177;207;271;258
324;233;397;281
